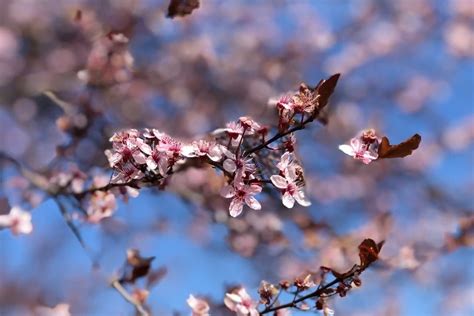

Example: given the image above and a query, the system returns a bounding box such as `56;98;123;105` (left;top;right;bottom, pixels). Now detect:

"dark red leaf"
167;0;200;18
120;249;155;284
358;238;384;268
378;134;421;159
316;73;340;109
146;266;167;288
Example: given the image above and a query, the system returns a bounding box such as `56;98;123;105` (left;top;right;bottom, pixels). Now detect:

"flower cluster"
106;113;313;217
50;167;87;194
105;128;201;183
276;83;320;131
0;206;33;235
338;129;381;164
270;152;311;208
86;190;117;223
187;295;210;316
77;32;134;86
224;287;259;316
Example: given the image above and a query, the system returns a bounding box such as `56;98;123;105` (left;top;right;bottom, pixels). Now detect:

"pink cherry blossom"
276;152;294;172
86;191;117;223
145;145;169;175
143;128;165;140
239;116;262;134
213;121;245;147
111;162;144;183
50;167;87;194
221;147;256;175
277;94;295;112
106;132;151;167
156;135;186;159
223;121;245;139
182;140;223;162
187;295;210;316
109;129;140;143
270;166;311;209
224;287;259;316
0;206;33;235
338;137;378;164
220;180;262;217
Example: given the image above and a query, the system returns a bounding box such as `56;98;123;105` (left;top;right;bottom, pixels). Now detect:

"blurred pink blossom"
187;294;210;316
224;287;259;316
0;206;32;235
87;191;117;223
220;180;262;217
338;138;378;164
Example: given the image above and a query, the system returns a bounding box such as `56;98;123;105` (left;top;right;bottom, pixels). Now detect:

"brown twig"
243;115;316;157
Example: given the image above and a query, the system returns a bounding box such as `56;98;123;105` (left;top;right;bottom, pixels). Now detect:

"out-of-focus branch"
53;198;98;266
43;91;75;114
111;280;149;316
0;152;52;193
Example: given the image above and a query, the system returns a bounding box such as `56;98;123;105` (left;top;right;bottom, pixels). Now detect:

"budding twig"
259;264;364;315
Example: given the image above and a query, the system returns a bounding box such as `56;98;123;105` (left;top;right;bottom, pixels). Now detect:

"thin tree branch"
111;280;149;316
243;115;316;157
259;264;363;315
53;197;98;266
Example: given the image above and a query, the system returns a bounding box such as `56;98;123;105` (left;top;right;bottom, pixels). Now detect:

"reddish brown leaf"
316;73;341;109
146;266;167;288
167;0;200;18
378;134;421;159
358;239;384;268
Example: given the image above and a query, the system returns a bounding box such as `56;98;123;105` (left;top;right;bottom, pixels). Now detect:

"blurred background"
0;0;473;315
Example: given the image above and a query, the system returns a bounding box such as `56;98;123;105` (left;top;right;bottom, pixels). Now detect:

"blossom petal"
364;150;379;160
245;196;261;210
220;147;235;159
225;293;243;304
294;189;311;207
223;159;237;173
248;184;262;194
277;152;293;171
0;215;13;227
220;185;235;198
282;192;295;208
207;145;223;161
138;142;152;155
132;151;147;164
108;152;123;167
146;157;158;170
285;165;298;181
229;199;244;217
338;144;355;156
181;144;197;157
270;175;287;189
